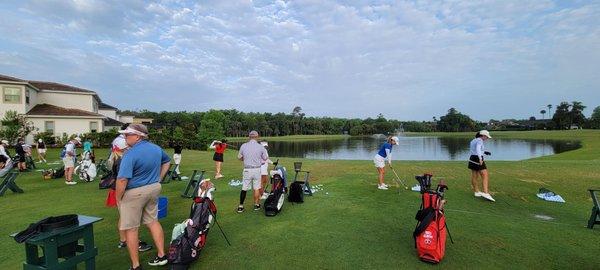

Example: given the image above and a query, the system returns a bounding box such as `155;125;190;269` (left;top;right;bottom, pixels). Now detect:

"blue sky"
0;0;598;121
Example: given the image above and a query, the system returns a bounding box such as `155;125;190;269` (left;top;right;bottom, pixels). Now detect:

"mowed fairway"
1;130;599;269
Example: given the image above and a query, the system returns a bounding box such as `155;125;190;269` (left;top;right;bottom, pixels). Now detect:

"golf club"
390;166;409;190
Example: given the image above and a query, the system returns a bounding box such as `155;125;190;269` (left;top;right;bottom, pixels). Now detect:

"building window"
26;89;30;104
90;121;98;133
44;121;55;134
3;87;21;103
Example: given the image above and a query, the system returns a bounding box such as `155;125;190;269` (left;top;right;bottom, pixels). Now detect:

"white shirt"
469;138;485;159
65;142;76;157
0;145;8;158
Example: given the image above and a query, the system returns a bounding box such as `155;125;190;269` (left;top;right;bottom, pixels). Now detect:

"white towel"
536;193;565;203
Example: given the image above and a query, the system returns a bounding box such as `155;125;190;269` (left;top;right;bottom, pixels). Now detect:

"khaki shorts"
242;168;261;191
373;155;386;168
38;149;46;154
62;157;75;168
118;183;162;230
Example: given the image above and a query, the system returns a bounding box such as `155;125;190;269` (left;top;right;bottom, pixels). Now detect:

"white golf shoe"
474;192;483;197
378;184;388;190
481;193;495;202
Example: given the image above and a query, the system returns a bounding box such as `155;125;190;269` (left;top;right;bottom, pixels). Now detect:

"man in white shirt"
63;137;82;185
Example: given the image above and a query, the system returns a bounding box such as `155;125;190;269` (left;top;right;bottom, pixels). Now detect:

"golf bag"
264;166;287;216
75;151;96;182
168;180;217;269
413;174;451;264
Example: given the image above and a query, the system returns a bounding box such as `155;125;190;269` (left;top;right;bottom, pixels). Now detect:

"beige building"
0;74;125;143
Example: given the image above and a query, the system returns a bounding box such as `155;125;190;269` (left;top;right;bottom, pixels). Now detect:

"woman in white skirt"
374;136;400;190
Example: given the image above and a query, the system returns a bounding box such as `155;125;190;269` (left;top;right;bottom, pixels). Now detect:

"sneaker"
138;241;152;252
481;193;496;202
215;174;224;179
382;183;389;188
254;204;261;211
117;241;127;249
237;205;244;213
377;184;388;190
474;192;483;197
148;255;168;266
261;193;269;200
65;181;70;185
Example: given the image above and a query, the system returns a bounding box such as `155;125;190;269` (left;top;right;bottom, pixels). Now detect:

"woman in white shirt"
468;130;494;202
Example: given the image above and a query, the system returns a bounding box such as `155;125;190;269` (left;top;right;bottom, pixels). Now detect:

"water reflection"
230;137;581;161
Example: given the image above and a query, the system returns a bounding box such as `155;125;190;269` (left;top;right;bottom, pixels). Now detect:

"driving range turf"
1;130;599;269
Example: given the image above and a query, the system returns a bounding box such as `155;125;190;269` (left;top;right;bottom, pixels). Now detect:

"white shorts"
173;154;181;165
373;155;386;168
260;163;269;176
242;168;261;191
38;149;46;154
63;157;75;168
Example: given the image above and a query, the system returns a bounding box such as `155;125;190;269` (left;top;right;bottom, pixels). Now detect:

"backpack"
59;145;67;159
287;181;304;203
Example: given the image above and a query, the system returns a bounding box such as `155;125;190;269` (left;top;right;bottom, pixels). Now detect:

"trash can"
158;196;168;219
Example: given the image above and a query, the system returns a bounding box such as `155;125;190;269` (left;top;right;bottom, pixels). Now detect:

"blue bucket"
158;196;168;219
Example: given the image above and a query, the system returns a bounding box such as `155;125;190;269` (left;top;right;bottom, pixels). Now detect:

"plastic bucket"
158;196;168;219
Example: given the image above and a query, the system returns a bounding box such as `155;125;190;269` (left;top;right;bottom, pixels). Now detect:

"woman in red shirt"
209;139;228;179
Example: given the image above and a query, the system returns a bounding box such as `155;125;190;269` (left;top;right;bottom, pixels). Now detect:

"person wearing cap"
468;130;495;202
36;138;47;163
172;141;183;175
0;153;14;178
115;124;170;268
108;129;153;254
259;141;274;200
0;139;9;159
209;139;228;179
236;131;268;212
63;137;82;185
373;136;400;190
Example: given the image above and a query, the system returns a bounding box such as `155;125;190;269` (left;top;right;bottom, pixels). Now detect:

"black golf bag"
168;180;217;269
264;166;287;216
413;174;452;264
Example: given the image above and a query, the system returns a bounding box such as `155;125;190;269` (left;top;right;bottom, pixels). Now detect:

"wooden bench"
588;189;600;229
0;171;23;197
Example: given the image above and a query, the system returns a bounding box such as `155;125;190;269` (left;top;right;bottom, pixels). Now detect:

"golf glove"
484;151;491;156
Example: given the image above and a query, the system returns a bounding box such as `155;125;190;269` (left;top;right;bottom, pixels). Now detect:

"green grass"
1;130;600;269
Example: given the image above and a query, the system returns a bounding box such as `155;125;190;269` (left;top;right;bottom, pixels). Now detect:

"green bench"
0;171;23;197
588;189;600;229
11;215;103;270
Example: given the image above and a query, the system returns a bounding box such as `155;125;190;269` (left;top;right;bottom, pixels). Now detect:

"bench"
160;164;175;184
588;189;600;229
10;215;102;270
0;171;24;197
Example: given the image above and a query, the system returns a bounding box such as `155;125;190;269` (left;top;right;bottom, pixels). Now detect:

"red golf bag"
413;174;452;264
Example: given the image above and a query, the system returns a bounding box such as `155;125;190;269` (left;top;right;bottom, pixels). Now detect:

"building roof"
27;104;105;117
0;74;25;82
28;81;96;94
99;102;118;110
104;117;124;127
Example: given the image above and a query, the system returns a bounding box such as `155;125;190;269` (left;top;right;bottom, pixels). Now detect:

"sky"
0;0;598;121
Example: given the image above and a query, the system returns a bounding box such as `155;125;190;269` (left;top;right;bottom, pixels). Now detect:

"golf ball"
326;192;329;195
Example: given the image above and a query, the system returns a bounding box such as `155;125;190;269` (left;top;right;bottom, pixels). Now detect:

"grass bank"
1;130;599;269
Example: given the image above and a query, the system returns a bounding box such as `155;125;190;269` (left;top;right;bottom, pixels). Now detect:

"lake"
231;136;581;161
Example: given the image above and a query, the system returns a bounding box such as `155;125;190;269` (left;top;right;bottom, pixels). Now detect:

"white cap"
1;140;8;144
391;136;400;145
38;139;43;143
74;137;82;144
479;130;492;139
112;136;128;151
260;141;268;147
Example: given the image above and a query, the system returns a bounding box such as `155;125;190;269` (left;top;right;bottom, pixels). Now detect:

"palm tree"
540;109;546;119
547;104;553;118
